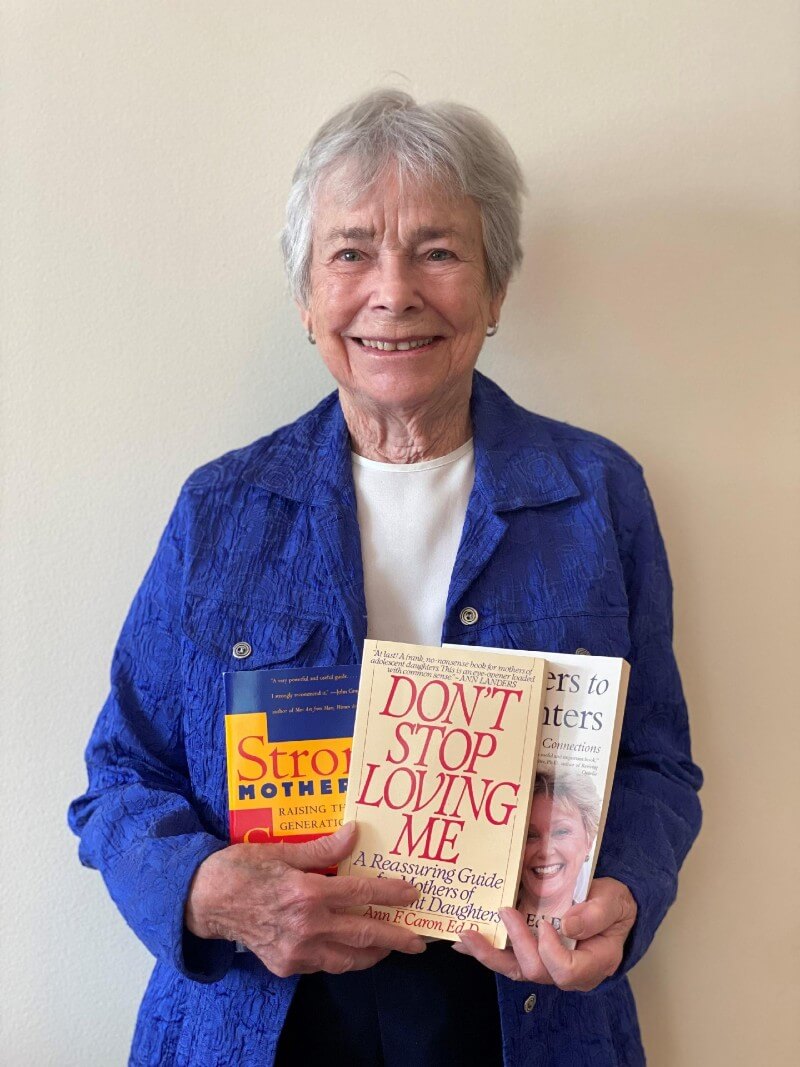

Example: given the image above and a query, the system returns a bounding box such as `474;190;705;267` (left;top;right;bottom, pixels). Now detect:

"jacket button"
575;647;591;655
523;993;537;1013
232;641;252;660
459;606;479;626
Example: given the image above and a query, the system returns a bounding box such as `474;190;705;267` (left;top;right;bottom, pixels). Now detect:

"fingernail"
411;940;427;953
451;942;465;953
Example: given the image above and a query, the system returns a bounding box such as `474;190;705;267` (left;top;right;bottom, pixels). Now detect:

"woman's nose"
370;254;424;314
529;835;550;860
539;833;557;857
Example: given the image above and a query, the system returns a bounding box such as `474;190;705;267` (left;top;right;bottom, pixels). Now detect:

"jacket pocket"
178;594;325;828
181;592;320;672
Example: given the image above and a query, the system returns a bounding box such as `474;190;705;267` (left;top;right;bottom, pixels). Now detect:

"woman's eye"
427;249;453;261
337;249;363;262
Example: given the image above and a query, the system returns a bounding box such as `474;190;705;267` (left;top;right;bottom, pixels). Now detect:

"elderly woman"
518;770;601;932
69;91;702;1066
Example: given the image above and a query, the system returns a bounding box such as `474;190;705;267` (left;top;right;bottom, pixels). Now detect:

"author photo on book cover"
69;90;703;1066
518;770;601;934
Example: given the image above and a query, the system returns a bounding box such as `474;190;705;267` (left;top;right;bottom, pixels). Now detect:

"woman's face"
521;793;593;913
300;165;505;415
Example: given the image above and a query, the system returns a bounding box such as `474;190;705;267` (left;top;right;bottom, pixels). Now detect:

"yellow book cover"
338;640;547;949
224;665;359;854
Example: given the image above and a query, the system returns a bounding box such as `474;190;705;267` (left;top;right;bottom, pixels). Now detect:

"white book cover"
445;644;629;946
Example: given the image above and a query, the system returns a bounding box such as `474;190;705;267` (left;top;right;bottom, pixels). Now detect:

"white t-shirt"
351;440;475;646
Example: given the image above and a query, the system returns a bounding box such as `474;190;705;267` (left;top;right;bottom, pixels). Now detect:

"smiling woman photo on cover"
69;90;702;1066
518;769;601;933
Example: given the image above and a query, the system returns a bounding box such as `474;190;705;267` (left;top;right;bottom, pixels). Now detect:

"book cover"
447;644;629;946
223;665;359;848
338;640;547;949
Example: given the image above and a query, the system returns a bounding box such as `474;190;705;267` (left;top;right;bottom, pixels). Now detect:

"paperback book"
338;640;547;949
448;644;629;946
223;665;359;848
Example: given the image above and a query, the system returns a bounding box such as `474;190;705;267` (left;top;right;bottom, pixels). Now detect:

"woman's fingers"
323;871;419;910
532;917;579;985
315;943;391;974
323;912;427;955
561;878;637;942
536;918;621;992
454;897;631;993
264;940;390;978
271;821;359;872
453;910;553;985
453;932;525;981
498;909;554;983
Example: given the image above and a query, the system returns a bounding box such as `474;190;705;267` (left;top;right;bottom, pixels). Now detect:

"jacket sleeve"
592;466;702;980
67;488;235;982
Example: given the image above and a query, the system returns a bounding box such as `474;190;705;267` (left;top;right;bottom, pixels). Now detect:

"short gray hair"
533;768;601;843
281;89;526;306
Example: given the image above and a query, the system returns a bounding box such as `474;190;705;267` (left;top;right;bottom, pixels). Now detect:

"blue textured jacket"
69;372;702;1066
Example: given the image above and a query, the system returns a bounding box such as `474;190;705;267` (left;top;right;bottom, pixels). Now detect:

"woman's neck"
340;387;472;464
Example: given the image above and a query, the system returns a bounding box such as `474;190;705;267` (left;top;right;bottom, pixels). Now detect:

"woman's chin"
338;343;472;411
353;372;453;413
523;873;574;913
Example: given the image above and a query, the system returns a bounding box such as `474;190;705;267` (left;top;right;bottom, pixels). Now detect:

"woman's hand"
185;822;425;977
452;877;637;992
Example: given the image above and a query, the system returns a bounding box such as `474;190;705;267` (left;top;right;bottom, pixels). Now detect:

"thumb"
275;821;358;872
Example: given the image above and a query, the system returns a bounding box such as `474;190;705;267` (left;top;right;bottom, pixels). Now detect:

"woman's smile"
531;862;567;878
348;335;443;353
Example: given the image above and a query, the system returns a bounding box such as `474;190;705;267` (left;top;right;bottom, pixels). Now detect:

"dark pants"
276;940;504;1066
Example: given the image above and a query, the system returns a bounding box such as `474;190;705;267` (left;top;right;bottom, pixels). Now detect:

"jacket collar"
244;371;580;512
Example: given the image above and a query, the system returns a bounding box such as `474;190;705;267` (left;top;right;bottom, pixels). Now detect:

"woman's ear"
489;286;507;327
296;299;312;335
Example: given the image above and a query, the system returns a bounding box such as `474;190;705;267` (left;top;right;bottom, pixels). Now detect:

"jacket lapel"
311;499;368;662
245;392;367;661
444;373;581;628
445;499;509;622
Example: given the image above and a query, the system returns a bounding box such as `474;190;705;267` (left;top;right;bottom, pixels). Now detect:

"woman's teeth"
359;337;434;351
533;864;564;876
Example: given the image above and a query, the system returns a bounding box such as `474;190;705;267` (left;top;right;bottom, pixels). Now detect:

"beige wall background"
2;1;798;1063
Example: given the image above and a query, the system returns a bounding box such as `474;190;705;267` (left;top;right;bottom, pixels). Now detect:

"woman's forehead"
532;793;583;819
312;162;480;240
